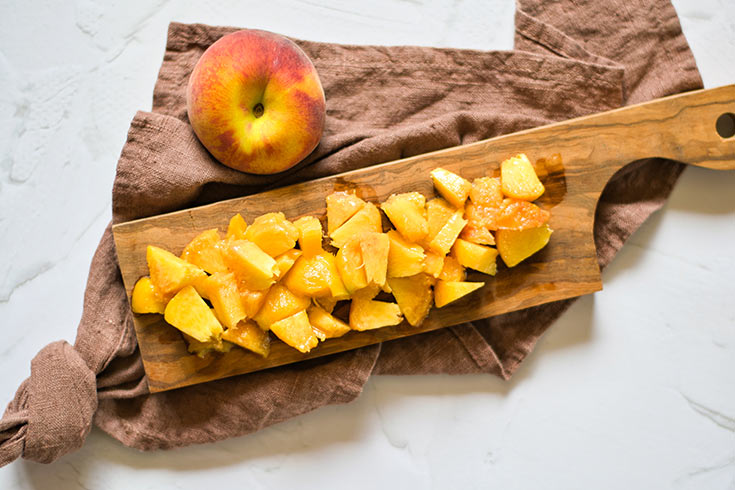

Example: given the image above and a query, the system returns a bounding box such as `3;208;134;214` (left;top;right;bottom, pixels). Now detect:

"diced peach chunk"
274;249;302;278
438;255;466;282
238;286;270;318
359;232;390;287
496;224;553;267
349;296;403;331
192;274;214;300
269;310;318;353
131;276;166;314
244;212;299;257
223;239;277;290
283;254;333;298
326;191;365;234
252;284;311;330
380;192;428;243
164;285;223;342
386;230;425;278
180;229;228;274
424;197;455;246
460;224;495;246
428;209;467;255
430;168;471;208
314;296;338;313
496;199;550;231
422;251;444;278
387;274;434;327
335;237;368;294
205;272;247;329
293;216;324;256
500;153;545;201
330;202;382;248
222;320;270;357
307;304;351;340
434;281;484;308
470;177;503;207
147;245;206;302
465;202;500;232
321;252;350;301
451;239;498;276
226;213;248;241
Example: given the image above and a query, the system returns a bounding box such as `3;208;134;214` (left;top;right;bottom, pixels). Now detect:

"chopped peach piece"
470;177;503;207
330;202;382;248
428;209;467;255
359;232;390;287
438;255;466;282
496;224;553;267
387;274;434;327
274;249;302;278
244;212;299;257
307;304;351;340
314;296;338;313
269;310;318;353
430;168;471;208
205;272;247;329
192;274;214;300
501;153;545;201
238;286;270;318
422;251;444;278
164;285;223;342
293;216;324;256
349;296;403;331
283;254;333;298
355;283;382;300
131;276;166;314
460;224;495;246
380;192;428;243
335;237;368;294
465;202;500;232
147;245;207;302
180;229;228;274
386;230;425;278
222;320;270;357
326;191;365;234
226;213;248;241
434;281;484;308
496;199;550;231
424;197;455;246
252;284;311;330
321;252;350;301
451;239;498;276
223;239;277;290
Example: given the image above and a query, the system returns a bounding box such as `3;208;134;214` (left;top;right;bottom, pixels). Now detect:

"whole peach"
187;29;326;175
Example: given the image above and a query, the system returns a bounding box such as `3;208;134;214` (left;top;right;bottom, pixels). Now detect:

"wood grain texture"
113;85;735;392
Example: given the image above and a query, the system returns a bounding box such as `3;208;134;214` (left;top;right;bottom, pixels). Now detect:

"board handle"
588;84;735;174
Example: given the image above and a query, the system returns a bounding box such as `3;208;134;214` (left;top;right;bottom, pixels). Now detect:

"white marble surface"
1;0;734;488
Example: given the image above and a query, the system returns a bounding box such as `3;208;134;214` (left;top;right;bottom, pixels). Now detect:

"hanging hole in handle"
716;113;735;139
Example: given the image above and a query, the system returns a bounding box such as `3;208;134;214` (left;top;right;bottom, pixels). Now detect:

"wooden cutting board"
113;85;735;393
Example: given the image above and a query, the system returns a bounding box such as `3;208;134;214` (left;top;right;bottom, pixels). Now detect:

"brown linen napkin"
0;0;702;465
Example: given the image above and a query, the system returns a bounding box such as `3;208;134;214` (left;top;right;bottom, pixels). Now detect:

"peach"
187;29;326;174
131;276;166;314
222;320;271;357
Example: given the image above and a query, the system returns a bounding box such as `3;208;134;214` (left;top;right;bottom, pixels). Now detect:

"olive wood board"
113;85;735;393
